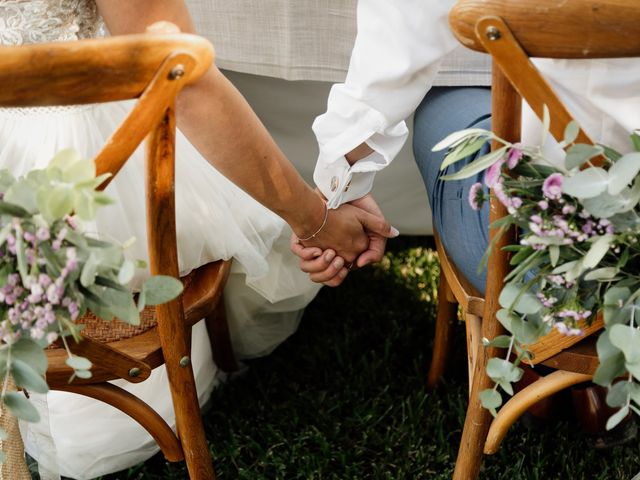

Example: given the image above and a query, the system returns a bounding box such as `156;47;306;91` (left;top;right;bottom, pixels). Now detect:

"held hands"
291;194;398;287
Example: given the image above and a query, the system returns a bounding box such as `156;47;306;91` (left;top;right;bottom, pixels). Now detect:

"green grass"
101;237;640;480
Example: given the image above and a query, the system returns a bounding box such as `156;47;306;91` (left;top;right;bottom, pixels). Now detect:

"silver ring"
346;262;354;270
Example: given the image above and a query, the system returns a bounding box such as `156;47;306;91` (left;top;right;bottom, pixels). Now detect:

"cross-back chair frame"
0;33;233;479
425;1;640;478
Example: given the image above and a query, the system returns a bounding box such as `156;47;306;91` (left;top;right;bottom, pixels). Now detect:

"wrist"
288;189;328;240
345;142;374;165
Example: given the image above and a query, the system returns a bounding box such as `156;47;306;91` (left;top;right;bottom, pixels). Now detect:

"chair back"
449;0;640;366
448;2;640;478
0;33;216;478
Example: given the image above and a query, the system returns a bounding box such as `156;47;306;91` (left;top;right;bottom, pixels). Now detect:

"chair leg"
427;269;458;389
464;313;482;396
205;297;239;373
453;345;495;480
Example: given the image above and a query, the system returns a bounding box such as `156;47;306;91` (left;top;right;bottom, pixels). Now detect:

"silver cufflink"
330;176;339;192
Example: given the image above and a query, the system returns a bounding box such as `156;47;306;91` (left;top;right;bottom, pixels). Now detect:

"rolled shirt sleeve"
313;0;460;207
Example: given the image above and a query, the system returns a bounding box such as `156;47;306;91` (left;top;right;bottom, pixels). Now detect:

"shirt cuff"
313;152;385;208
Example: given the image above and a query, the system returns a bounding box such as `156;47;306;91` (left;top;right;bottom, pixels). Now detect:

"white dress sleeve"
312;0;460;207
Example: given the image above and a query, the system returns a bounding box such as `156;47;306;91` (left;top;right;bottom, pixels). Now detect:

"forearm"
176;68;325;235
96;0;325;237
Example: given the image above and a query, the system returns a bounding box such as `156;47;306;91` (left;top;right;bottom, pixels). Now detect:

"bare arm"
95;0;392;260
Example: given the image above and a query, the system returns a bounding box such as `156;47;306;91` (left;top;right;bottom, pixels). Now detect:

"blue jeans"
413;87;491;294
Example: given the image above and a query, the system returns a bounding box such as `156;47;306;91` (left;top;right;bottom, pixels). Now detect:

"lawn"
103;237;640;480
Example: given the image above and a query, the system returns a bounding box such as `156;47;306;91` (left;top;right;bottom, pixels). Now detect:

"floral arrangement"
435;112;640;430
0;150;182;453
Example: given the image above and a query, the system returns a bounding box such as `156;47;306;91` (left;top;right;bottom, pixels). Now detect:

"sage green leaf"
498;283;542;314
73;369;92;379
482;335;512;349
431;128;492;152
74;190;96;220
0;200;29;218
140;275;184;306
487;358;523;383
65;356;92;371
10;359;49;394
606;406;630;431
607;152;640;195
607;381;631;408
583;234;614;268
4;178;37;213
584;267;619;282
4;392;39;422
631;132;640;152
10;339;47;374
564;144;604;170
479;388;502;410
541;104;550;145
441;147;508;181
603;287;632;326
496;309;516;331
549;245;560;267
48;149;83;176
80;253;99;287
440;136;489;170
62;158;95;184
39;185;74;221
563;120;580;145
609;324;640;365
593;355;626;386
562;167;608;199
601;144;622;162
118;259;135;285
582;182;640;218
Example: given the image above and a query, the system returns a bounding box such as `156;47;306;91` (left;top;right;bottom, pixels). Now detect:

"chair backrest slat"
0;33;212;106
450;0;640;58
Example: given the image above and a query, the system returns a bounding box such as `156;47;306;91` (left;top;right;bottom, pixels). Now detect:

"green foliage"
439;117;640;430
0;150;184;461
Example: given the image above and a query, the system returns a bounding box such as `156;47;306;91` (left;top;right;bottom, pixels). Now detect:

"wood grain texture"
483;370;592;454
453;66;520;480
0;33;213;106
56;383;185;462
450;0;640;58
145;106;215;480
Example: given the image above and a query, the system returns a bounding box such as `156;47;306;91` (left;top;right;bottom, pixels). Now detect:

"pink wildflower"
468;182;485;211
484;159;504;188
506;145;523;169
542;173;563;200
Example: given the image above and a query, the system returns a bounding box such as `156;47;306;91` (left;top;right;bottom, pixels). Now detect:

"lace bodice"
0;0;104;46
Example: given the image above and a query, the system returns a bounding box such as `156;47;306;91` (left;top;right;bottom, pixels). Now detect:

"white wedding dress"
0;1;321;478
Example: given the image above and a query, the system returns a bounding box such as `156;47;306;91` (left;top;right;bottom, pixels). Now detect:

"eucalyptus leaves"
0;150;182;454
435;114;640;429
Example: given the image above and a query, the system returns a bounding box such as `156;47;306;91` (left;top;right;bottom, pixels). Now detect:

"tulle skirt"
0;101;321;478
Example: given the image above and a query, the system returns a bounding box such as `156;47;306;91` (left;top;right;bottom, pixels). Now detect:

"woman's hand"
291;195;398;286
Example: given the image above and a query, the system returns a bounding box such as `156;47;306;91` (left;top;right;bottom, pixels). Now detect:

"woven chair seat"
48;270;197;347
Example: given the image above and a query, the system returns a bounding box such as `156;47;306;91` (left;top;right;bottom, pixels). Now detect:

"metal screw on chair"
179;356;191;367
486;26;501;41
128;367;141;378
169;64;185;80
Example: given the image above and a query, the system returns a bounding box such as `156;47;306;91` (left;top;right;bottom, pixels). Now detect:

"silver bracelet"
297;201;329;242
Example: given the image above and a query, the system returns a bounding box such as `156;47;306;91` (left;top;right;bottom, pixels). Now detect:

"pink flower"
468;182;485;211
484;159;504;188
493;182;511;208
542;173;564;200
506;145;523;169
538;200;549;210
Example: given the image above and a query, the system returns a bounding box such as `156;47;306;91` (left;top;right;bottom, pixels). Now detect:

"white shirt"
313;0;640;207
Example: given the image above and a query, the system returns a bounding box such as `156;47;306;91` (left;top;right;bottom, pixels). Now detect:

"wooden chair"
425;1;640;478
0;33;239;478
